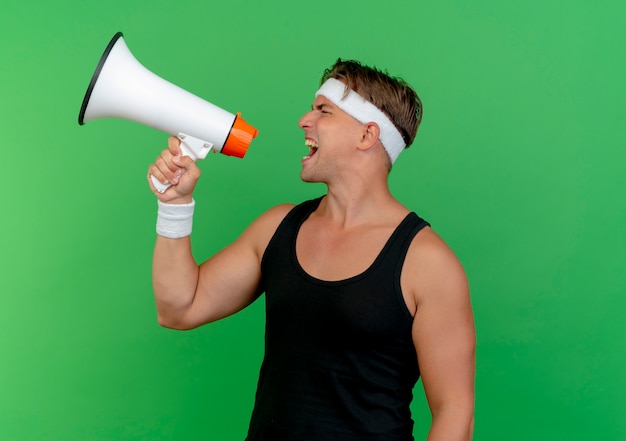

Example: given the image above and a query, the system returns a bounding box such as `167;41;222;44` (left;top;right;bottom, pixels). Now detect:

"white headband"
315;78;406;163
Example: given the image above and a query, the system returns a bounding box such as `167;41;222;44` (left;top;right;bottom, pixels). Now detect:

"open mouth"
304;139;318;159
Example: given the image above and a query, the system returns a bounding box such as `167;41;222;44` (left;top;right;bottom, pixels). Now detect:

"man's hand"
147;136;201;204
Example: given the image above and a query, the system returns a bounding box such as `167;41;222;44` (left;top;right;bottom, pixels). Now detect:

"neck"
317;176;406;228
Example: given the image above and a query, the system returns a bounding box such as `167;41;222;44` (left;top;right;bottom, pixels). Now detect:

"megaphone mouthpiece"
223;112;259;158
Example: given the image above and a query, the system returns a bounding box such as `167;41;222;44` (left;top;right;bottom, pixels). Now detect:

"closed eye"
315;103;332;114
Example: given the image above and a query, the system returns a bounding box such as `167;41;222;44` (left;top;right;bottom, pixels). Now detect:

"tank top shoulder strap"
374;212;430;284
394;212;430;257
261;196;323;268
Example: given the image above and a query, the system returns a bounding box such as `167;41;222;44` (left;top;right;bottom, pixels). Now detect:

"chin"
300;173;315;183
300;170;322;184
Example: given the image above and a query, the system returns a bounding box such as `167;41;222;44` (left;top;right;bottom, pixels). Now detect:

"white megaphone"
79;32;258;193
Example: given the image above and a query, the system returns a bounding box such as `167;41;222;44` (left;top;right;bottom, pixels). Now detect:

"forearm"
152;235;200;328
151;196;201;328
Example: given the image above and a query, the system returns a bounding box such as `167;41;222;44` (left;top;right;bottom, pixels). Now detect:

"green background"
1;0;624;440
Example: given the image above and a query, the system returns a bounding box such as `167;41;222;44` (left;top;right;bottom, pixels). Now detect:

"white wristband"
156;199;195;239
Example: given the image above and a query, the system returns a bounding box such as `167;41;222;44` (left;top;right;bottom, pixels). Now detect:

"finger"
152;156;177;184
168;136;183;156
173;155;201;182
147;163;168;192
173;154;195;171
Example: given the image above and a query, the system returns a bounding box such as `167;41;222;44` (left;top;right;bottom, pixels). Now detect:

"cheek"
327;121;361;144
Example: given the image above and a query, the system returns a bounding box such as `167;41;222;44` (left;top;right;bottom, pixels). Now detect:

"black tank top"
246;197;430;441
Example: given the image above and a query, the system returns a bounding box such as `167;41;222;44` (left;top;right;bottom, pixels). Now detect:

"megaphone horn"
78;32;258;193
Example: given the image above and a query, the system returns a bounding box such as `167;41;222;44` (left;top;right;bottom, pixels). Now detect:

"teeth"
303;139;318;160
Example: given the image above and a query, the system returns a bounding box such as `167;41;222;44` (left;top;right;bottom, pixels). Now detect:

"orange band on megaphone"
222;113;259;158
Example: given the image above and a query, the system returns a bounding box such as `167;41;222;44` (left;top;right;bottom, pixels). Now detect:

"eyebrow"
312;102;332;111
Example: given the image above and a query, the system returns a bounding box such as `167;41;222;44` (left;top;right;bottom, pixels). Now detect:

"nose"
299;109;314;130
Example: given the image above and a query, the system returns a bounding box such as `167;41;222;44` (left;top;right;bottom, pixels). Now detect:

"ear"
356;122;381;152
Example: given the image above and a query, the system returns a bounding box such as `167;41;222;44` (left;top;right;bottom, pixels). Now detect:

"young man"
148;59;475;441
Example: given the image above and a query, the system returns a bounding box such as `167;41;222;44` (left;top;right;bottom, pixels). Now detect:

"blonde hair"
320;58;423;149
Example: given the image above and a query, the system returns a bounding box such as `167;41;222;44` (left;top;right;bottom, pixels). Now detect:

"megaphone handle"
151;174;174;194
150;138;198;194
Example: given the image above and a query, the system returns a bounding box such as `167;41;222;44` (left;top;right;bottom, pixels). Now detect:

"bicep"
171;204;292;329
195;234;265;324
410;243;476;415
413;289;475;414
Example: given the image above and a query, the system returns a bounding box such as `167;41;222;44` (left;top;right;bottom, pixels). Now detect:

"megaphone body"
79;32;258;193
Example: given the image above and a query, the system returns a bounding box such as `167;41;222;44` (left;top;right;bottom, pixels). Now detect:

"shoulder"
240;203;296;258
250;196;324;233
403;226;469;308
245;203;295;236
258;203;297;222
